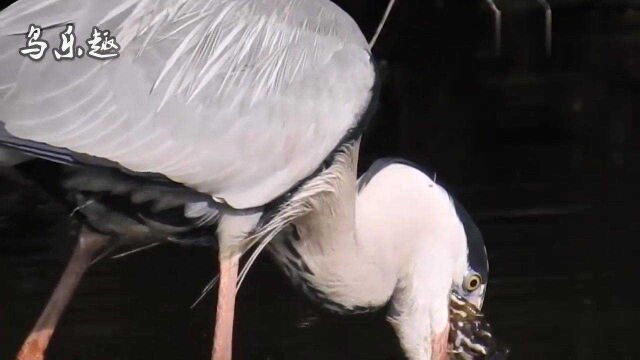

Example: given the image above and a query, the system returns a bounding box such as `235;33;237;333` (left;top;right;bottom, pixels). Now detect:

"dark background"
1;0;639;359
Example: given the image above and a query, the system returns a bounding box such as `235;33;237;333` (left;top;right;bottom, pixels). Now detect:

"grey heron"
0;1;504;359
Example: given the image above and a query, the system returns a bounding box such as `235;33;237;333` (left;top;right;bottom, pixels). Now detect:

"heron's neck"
288;142;467;359
322;156;466;360
289;139;398;308
298;142;358;249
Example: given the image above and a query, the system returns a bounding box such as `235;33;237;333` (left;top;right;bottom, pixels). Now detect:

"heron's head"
366;161;508;359
450;199;488;310
447;200;508;359
356;159;507;360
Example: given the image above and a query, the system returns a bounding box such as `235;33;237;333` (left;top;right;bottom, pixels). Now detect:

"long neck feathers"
280;139;399;309
236;139;360;288
295;139;359;251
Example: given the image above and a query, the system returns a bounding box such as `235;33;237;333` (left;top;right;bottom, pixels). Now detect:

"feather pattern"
236;139;359;289
0;0;375;209
13;159;219;245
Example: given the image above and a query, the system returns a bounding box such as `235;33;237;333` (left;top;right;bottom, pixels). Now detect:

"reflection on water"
0;175;637;360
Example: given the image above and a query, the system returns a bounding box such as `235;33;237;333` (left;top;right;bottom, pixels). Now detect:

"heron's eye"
464;274;482;292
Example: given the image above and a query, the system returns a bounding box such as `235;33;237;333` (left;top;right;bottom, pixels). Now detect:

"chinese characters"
19;24;48;61
52;24;83;60
19;24;120;61
86;27;120;59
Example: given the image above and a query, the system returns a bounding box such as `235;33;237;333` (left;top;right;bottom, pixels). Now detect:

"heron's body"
0;1;380;359
0;1;506;360
0;0;374;209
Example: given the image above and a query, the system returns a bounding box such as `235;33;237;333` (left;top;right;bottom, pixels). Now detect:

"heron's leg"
16;227;109;360
211;213;261;360
212;251;240;360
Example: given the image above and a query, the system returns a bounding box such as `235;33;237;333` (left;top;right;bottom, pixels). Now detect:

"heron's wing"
0;0;375;209
15;158;220;244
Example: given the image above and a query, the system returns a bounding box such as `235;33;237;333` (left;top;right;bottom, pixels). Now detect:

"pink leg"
211;252;240;360
431;323;450;360
16;227;109;360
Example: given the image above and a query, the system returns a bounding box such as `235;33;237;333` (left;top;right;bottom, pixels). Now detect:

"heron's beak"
465;285;487;310
448;293;510;359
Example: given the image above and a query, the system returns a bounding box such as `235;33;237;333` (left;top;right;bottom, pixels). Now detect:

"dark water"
1;170;638;360
1;2;639;358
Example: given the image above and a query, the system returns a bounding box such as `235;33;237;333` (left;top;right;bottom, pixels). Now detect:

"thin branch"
369;0;397;49
484;0;501;56
537;0;552;57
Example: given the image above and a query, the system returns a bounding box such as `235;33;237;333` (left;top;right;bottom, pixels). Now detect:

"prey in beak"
448;293;509;360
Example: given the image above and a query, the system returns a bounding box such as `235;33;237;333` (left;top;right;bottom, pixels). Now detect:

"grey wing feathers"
0;124;76;164
0;0;375;209
2;121;221;238
61;165;221;243
0;123;171;180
